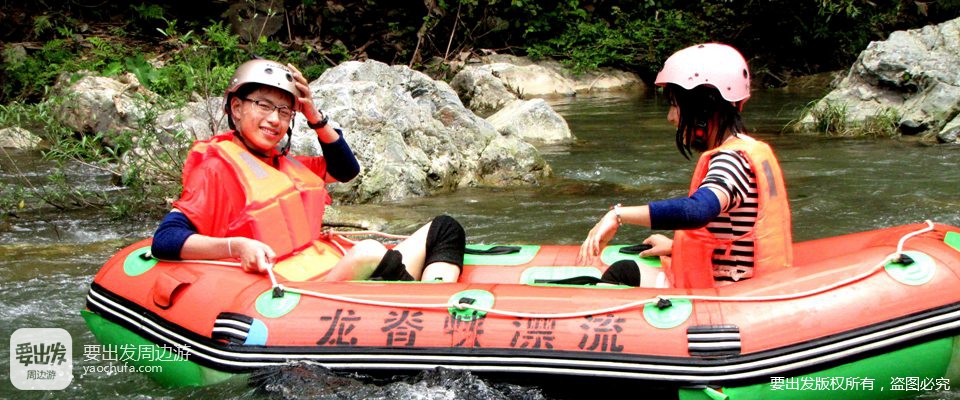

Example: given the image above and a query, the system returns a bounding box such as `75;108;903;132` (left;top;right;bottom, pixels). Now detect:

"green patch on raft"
81;310;239;387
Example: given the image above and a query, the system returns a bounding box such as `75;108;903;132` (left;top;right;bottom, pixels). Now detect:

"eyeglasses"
241;97;294;120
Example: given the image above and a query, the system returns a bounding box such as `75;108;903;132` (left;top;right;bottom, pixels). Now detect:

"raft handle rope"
160;221;936;320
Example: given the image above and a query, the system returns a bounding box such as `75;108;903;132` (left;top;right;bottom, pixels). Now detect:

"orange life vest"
666;134;793;289
181;132;332;261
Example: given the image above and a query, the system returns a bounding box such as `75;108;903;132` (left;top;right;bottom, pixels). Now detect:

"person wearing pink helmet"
579;43;792;288
151;59;465;282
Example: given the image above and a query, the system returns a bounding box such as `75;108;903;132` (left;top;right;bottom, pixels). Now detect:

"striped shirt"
699;149;759;280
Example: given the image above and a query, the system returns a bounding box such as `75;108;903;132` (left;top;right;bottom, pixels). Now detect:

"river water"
1;89;959;399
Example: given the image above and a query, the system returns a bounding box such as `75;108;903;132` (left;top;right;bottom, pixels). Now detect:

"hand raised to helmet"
286;63;324;124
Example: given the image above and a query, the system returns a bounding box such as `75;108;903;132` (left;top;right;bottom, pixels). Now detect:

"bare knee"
350;239;387;265
422;262;460;282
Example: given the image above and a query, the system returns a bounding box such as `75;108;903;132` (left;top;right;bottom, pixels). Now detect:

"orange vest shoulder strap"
209;141;295;206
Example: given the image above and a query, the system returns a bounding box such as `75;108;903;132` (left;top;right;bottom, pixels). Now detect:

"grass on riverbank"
790;100;901;138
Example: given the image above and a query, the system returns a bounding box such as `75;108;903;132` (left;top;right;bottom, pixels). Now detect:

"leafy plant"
31;14;54;37
0;100;111;214
859;108;901;138
810;100;849;136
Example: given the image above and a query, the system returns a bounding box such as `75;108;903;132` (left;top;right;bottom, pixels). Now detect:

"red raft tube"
83;221;960;399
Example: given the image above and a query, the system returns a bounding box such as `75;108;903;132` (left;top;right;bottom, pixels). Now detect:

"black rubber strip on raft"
85;282;960;386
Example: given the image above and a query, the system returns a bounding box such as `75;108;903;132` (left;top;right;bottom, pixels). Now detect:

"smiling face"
229;85;295;154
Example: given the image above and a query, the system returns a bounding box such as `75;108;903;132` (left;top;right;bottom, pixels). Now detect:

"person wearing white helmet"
579;43;792;288
151;59;465;282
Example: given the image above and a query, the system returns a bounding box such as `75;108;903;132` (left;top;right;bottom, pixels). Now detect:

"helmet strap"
231;119;295;169
280;118;294;157
233;128;272;159
273;127;293;167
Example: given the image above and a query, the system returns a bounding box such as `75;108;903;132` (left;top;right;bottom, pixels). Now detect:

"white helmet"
223;59;301;115
654;43;751;104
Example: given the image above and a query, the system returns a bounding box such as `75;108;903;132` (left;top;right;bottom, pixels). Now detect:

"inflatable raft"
84;221;960;399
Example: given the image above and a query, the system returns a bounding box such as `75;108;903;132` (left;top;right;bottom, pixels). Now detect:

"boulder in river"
797;17;960;143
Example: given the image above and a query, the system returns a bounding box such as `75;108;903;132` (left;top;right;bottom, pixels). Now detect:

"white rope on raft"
162;221;936;320
325;229;411;241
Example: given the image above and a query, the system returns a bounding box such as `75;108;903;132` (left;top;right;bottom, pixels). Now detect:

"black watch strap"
307;114;329;129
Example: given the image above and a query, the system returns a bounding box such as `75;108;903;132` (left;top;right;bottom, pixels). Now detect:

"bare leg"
326;216;464;282
421;262;460;282
322;239;387;281
392;223;429;276
638;264;668;288
394;216;464;282
393;222;432;280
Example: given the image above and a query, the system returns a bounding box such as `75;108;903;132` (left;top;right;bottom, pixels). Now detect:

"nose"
667;105;679;127
264;108;284;124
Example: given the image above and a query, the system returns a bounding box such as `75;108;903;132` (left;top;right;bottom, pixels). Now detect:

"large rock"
940;116;960;143
450;55;644;112
486;99;573;144
155;97;227;141
448;67;517;117
798;17;960;143
0;127;41;149
450;55;640;143
53;72;157;145
52;60;550;203
483;59;577;98
290;60;550;203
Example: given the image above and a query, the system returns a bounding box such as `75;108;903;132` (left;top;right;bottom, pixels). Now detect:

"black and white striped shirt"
699;149;759;280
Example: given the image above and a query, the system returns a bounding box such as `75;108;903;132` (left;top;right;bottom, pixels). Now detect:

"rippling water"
2;89;959;399
386;91;960;244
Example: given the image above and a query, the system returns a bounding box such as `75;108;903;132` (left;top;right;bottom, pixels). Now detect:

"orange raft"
84;222;960;399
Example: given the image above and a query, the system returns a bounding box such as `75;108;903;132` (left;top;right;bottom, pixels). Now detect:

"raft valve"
656;298;673;309
895;253;915;266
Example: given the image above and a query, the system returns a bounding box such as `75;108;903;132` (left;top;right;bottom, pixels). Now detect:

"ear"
229;96;245;118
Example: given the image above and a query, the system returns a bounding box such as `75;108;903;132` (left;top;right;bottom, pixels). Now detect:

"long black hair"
664;83;747;160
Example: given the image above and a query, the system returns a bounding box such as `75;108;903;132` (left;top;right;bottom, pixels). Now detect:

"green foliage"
0;100;112;213
0;95;192;217
0;95;73;139
2;39;75;102
808;100;849;136
527;6;707;75
0;182;27;216
32;15;54;37
859;108;901;138
131;3;166;22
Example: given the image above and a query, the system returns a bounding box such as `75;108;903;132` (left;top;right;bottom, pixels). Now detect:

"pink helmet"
223;59;301;115
654;43;750;104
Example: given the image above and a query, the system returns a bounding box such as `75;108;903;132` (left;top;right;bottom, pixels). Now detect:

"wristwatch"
307;114;328;129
